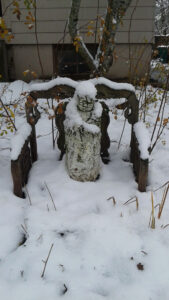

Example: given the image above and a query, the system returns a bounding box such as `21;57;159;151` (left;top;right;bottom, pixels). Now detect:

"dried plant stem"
44;182;57;211
163;224;169;229
34;0;44;77
153;180;169;192
24;185;32;206
94;0;100;44
2;0;13;16
150;124;166;154
128;0;139;81
151;96;165;143
118;118;126;149
150;76;169;147
0;99;17;131
123;196;139;211
21;224;29;237
107;196;116;206
158;184;169;219
41;243;54;278
150;192;155;229
51;99;55;149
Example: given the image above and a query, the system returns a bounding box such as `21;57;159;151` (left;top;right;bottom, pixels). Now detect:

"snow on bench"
11;123;34;198
29;77;78;92
29;77;135;93
134;121;150;160
90;77;135;92
11;123;32;161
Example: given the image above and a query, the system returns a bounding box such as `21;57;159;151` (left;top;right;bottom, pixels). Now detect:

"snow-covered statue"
64;82;103;181
29;76;148;192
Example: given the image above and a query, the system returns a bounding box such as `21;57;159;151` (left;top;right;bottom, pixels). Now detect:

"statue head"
77;95;94;112
75;81;97;112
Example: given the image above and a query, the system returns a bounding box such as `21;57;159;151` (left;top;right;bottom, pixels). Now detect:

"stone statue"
64;82;102;181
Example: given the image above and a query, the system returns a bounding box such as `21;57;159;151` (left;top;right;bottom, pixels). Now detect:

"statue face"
77;95;94;112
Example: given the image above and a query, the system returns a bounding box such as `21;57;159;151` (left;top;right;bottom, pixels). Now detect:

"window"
54;44;97;79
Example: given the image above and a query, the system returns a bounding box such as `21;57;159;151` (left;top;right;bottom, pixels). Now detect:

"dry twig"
44;182;57;211
158;184;169;219
149;192;155;229
41;243;54;278
123;196;139;211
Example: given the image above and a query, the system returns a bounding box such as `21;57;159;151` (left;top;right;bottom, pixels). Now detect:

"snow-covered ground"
0;80;169;300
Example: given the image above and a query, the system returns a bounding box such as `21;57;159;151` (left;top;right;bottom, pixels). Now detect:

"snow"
11;123;32;160
158;45;169;48
134;122;150;160
1;80;29;105
64;98;100;134
75;81;97;99
0;80;169;300
28;77;135;95
93;101;103;118
91;77;135;92
29;77;78;92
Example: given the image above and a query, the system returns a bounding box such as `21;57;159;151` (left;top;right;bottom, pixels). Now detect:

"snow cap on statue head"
75;81;97;99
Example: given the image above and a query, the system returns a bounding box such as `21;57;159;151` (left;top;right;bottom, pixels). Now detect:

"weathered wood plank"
130;129;148;192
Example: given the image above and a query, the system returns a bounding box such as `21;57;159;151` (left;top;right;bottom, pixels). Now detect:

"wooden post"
11;136;32;198
30;125;38;162
130;129;149;192
11;160;24;198
138;159;149;192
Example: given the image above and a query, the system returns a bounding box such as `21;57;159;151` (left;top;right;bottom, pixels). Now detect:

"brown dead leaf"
137;263;144;271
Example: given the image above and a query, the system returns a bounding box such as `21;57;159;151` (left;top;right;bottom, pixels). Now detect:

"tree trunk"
69;0;132;76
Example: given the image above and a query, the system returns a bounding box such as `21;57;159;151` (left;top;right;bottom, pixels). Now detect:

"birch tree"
69;0;132;76
155;0;169;36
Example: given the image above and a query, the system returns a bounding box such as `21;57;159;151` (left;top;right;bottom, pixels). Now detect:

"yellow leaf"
100;18;105;27
8;108;15;118
163;118;168;126
23;70;30;76
13;1;19;8
31;71;37;78
57;103;63;114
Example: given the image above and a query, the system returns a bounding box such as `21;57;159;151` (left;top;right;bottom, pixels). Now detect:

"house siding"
2;0;155;45
1;0;155;80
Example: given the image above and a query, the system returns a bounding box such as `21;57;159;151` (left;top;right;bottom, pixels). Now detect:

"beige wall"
1;0;155;80
108;44;152;80
2;0;155;45
7;43;152;81
8;45;53;80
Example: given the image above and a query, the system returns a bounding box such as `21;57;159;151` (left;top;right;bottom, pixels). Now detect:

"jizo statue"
64;82;102;181
25;77;148;193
